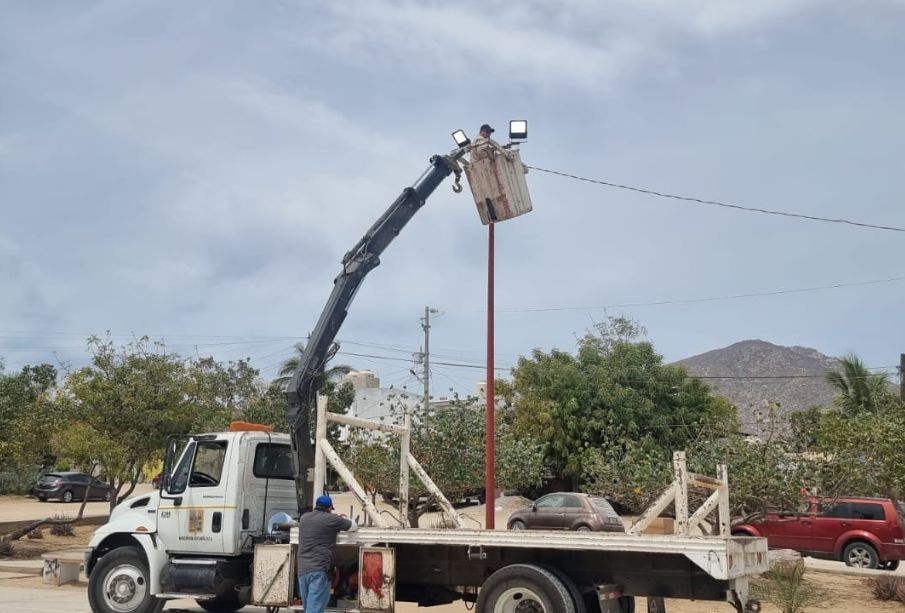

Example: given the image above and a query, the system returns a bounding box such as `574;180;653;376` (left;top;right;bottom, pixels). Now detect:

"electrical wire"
497;276;905;313
527;165;905;233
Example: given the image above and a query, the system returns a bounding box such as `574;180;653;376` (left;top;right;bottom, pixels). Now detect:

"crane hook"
452;175;463;193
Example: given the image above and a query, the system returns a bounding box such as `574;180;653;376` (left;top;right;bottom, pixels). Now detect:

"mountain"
675;340;839;433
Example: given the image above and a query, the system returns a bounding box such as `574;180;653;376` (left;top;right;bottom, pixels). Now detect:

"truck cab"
85;427;297;613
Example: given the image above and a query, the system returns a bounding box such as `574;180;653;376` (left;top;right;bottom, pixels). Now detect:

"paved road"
0;485;155;522
0;583;280;613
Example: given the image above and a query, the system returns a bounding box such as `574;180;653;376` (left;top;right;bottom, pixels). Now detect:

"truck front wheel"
476;563;576;613
87;547;164;613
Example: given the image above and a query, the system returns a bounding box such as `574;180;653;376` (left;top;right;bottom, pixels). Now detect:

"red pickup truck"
733;496;905;570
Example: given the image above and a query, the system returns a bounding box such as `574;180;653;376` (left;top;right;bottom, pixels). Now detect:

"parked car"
733;496;905;570
33;472;112;503
507;492;625;532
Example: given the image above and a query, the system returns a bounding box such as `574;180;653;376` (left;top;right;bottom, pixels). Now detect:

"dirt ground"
2;525;98;559
0;571;901;612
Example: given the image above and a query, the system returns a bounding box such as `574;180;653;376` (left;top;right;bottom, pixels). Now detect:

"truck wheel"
537;564;586;613
476;563;576;613
88;547;164;613
843;541;879;568
197;593;244;612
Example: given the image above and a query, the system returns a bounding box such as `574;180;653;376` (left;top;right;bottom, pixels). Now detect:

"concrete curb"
0;563;42;576
0;515;108;534
805;561;892;579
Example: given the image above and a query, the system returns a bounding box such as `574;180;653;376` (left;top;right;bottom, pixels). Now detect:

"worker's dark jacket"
297;509;355;577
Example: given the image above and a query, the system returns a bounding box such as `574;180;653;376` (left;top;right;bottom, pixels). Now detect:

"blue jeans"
298;570;330;613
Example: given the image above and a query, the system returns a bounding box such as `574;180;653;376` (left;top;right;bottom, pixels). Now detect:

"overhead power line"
499;275;905;313
527;165;905;234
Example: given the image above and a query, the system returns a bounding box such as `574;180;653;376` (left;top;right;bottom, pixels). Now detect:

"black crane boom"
285;150;465;514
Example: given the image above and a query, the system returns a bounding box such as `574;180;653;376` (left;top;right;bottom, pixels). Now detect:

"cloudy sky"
2;0;904;395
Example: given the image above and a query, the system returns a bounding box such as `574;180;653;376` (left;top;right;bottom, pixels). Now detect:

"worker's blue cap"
315;495;334;509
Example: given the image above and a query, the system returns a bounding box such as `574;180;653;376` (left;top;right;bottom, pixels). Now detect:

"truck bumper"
884;543;905;560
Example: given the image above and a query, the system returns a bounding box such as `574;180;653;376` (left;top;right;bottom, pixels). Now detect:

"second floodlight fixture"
509;120;528;141
452;129;471;147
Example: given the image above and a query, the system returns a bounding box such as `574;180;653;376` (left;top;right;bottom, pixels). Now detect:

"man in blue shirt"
297;495;358;613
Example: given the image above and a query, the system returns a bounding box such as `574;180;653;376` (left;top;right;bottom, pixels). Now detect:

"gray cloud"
1;1;903;390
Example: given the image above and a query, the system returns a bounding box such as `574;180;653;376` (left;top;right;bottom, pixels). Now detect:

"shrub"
26;528;44;540
752;559;829;613
0;465;43;495
49;516;75;537
0;538;14;558
870;575;903;601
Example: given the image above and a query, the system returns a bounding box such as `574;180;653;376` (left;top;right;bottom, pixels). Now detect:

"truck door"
232;441;298;554
158;439;232;555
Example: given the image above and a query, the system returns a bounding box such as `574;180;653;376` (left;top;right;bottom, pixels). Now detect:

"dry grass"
49;515;75;537
25;528;43;540
0;538;15;558
869;575;905;604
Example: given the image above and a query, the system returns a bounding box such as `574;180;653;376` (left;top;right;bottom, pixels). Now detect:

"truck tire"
197;593;244;612
476;563;576;613
537;564;586;613
87;546;165;613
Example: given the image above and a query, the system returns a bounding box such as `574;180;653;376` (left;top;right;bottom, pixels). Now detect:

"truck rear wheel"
476;563;576;613
87;546;164;613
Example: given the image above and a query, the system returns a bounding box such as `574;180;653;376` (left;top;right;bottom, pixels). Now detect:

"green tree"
0;363;60;466
343;394;546;527
185;356;261;431
509;316;736;489
274;342;352;390
825;354;892;415
815;407;905;500
243;382;288;432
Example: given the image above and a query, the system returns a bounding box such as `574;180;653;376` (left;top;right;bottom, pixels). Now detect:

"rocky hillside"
676;340;839;433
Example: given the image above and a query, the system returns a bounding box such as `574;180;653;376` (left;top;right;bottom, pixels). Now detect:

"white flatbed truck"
84;126;768;613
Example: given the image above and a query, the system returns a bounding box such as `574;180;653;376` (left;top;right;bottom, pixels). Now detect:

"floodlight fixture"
509;119;528;141
452;129;471;147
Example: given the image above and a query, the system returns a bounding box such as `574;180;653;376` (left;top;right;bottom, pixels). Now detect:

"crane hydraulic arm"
285;148;466;514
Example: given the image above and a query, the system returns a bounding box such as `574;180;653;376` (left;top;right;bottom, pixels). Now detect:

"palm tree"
825;354;889;415
274;342;352;391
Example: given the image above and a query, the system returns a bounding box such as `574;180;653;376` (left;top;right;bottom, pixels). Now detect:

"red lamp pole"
485;222;496;529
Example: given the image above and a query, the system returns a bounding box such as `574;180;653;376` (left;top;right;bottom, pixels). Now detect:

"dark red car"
733;496;905;569
507;492;625;532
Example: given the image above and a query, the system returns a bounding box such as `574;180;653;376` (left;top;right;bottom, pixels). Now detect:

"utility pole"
486;223;496;530
900;353;904;402
421;307;438;414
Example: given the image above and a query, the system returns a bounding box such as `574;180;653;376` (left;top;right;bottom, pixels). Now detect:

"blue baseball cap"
315;495;334;509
